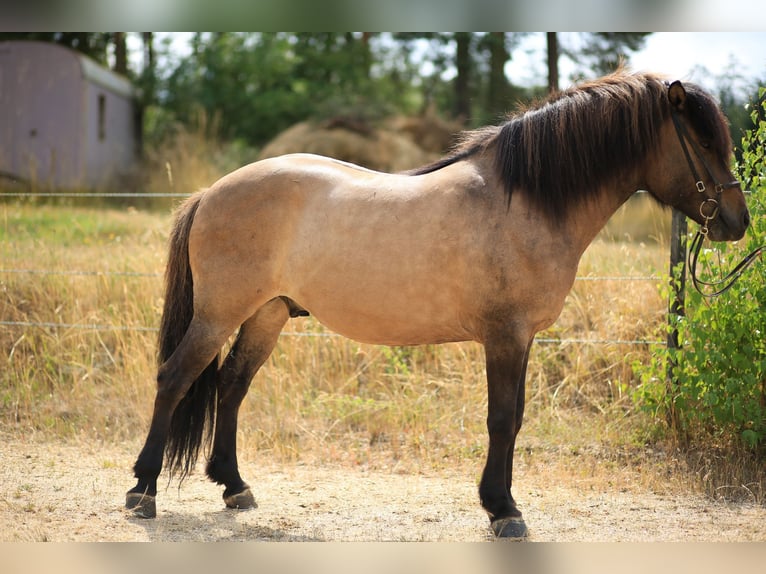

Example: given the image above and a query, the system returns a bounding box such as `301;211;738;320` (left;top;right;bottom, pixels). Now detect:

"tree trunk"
142;32;155;72
546;32;559;94
113;32;128;75
454;32;471;120
360;32;373;79
487;32;509;115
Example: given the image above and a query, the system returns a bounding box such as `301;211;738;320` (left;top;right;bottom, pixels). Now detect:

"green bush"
635;88;766;449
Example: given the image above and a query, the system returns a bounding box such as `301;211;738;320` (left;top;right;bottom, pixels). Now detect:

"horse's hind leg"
126;315;240;518
205;297;289;510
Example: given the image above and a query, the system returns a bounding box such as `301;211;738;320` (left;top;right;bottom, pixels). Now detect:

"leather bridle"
669;109;740;237
670;109;763;297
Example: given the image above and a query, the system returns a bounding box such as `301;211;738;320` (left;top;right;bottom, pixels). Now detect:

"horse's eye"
700;141;711;149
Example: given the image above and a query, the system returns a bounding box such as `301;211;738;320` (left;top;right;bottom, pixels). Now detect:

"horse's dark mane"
409;69;731;223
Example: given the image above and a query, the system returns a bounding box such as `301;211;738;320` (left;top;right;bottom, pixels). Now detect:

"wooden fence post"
668;208;687;344
666;208;687;429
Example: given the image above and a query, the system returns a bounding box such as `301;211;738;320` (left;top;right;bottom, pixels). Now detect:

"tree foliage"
154;32;425;147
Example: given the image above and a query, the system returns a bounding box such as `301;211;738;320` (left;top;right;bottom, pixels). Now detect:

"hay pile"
258;112;463;173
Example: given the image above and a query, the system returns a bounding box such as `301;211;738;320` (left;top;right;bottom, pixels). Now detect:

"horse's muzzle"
716;204;750;241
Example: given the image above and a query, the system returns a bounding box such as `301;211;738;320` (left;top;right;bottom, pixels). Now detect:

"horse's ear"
668;80;687;112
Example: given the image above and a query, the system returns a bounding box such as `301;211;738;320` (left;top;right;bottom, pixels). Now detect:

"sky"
506;32;766;94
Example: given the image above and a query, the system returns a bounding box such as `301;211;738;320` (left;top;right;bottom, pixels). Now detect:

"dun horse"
126;70;749;538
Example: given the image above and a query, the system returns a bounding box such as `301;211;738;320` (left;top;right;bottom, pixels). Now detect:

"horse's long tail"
159;193;219;481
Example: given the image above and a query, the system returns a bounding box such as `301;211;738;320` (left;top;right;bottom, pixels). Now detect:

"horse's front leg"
479;334;533;539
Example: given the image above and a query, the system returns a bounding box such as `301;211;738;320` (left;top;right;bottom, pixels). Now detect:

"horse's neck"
560;177;642;257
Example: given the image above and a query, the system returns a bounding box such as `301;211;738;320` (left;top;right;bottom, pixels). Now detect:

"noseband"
670;109;763;297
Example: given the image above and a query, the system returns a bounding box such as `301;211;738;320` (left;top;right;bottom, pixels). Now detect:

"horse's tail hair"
159;193;219;482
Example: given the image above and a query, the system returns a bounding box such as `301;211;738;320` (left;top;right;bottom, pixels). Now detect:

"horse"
125;69;750;539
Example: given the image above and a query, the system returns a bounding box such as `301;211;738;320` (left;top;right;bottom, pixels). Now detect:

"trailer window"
98;94;106;141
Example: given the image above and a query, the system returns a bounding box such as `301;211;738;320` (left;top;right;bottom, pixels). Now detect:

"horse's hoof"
126;492;156;519
224;487;257;510
491;517;528;540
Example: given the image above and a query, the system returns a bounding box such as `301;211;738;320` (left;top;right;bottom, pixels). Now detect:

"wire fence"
1;192;668;346
0;267;662;281
0;192;189;198
0;268;161;277
0;318;665;346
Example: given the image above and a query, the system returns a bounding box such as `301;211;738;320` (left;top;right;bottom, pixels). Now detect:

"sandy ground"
2;436;766;543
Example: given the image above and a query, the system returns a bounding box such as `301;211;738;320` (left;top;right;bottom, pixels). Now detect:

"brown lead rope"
688;229;766;297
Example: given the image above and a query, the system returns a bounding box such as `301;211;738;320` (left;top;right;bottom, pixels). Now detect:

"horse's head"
649;80;749;242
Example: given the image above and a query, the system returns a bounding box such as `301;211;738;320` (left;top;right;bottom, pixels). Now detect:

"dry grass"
0;199;670;475
2;130;759;503
0;204;167;439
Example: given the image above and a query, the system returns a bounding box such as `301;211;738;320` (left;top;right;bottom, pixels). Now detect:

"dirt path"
2;437;766;542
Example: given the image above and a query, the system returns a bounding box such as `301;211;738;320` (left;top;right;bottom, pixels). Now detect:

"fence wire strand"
0;192;189;198
0;268;660;282
0;320;664;346
0;268;161;277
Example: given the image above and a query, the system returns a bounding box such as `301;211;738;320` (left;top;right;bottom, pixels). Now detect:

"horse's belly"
291;295;476;346
283;239;480;344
